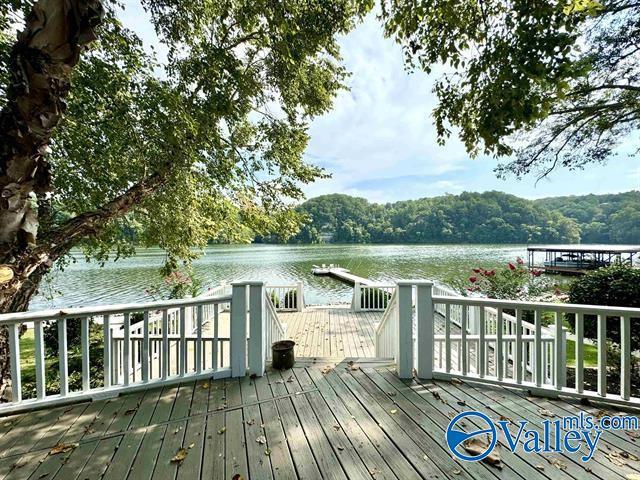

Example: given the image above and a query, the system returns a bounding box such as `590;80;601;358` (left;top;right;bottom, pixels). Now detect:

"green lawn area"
19;328;37;384
566;338;599;367
19;328;55;385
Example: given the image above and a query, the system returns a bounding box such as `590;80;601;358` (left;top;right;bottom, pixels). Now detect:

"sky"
119;3;640;204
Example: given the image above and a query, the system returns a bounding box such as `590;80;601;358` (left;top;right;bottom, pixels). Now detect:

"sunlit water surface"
30;244;532;310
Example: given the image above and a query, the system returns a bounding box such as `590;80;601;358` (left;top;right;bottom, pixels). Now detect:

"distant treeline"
258;191;640;245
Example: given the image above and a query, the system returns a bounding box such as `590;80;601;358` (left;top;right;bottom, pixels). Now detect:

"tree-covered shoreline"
258;190;640;245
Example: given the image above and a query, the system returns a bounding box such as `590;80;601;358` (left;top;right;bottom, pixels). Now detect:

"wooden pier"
311;265;372;286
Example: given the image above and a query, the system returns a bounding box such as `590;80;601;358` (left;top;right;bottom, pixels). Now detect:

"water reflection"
31;244;528;310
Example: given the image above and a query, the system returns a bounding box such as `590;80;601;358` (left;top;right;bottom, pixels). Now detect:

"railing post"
296;281;304;312
8;324;21;403
559;327;568;388
353;281;361;312
415;281;434;379
230;282;249;377
248;281;266;376
396;281;414;379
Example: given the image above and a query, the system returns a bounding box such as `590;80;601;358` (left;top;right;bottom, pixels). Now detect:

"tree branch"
0;0;104;258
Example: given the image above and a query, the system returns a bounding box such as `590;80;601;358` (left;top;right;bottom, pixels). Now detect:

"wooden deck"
280;306;381;358
0;359;637;479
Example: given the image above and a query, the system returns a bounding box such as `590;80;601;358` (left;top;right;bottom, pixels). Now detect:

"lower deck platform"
0;359;637;480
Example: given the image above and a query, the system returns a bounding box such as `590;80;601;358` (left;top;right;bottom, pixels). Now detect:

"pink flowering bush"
462;258;550;300
145;267;203;299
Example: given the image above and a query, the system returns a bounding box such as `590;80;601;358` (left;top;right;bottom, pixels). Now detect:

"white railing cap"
231;280;265;286
395;280;434;286
0;294;232;324
432;295;640;316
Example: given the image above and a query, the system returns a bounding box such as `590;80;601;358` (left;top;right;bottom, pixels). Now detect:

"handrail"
375;289;398;336
374;289;399;358
432;294;640;316
265;292;286;338
0;282;267;414
354;282;396;311
0;294;233;324
394;280;640;409
265;282;304;312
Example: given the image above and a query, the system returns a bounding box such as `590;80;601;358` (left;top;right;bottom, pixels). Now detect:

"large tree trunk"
0;0;104;394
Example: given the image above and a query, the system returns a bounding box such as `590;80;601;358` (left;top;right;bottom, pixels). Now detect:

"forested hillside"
534;192;640;244
275;191;639;244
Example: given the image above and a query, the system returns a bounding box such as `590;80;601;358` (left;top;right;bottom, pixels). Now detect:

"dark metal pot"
272;340;295;370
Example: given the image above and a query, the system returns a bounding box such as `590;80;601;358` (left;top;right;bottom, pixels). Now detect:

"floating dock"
311;265;372;286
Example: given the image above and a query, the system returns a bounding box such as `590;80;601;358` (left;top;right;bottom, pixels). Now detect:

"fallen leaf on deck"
246;419;255;426
321;366;333;375
619;451;639;461
201;382;209;389
390;409;398;414
49;443;78;455
216;404;226;411
256;435;267;445
332;424;341;431
452;469;461;475
456;400;466;406
534;464;545;471
287;376;294;383
451;378;463;385
337;446;344;451
217;427;226;435
537;408;555;418
548;458;567;470
232;475;244;480
124;408;138;415
626;474;640;480
188;443;195;449
265;449;271;456
626;430;639;440
608;452;627;466
170;448;188;465
463;438;502;469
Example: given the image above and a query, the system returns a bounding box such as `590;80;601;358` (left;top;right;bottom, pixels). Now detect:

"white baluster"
81;317;90;392
8;324;21;403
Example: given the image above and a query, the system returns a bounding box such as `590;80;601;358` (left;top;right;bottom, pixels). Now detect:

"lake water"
30;244;531;310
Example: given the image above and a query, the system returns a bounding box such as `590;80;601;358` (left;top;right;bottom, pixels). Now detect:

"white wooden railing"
265;282;304;312
353;282;395;311
265;291;287;359
0;281;284;414
379;280;640;408
374;289;399;357
432;284;562;382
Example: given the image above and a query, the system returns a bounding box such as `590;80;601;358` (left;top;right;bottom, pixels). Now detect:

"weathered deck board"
0;359;637;479
280;306;379;358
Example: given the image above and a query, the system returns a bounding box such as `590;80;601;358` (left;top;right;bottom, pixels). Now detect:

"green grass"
566;338;599;368
19;328;55;385
19;328;36;384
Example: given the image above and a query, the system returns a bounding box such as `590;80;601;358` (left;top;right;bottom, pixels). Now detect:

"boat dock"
311;265;372;286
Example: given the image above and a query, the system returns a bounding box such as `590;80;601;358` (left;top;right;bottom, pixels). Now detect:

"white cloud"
114;3;638;202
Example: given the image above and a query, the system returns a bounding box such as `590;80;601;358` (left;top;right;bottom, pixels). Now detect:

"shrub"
458;258;552;300
269;289;297;309
568;264;640;345
361;288;391;309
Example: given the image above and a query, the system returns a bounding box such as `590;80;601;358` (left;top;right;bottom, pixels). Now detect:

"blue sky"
119;4;639;203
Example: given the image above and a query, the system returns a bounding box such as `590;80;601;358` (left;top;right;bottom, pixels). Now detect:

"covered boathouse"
527;244;640;274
